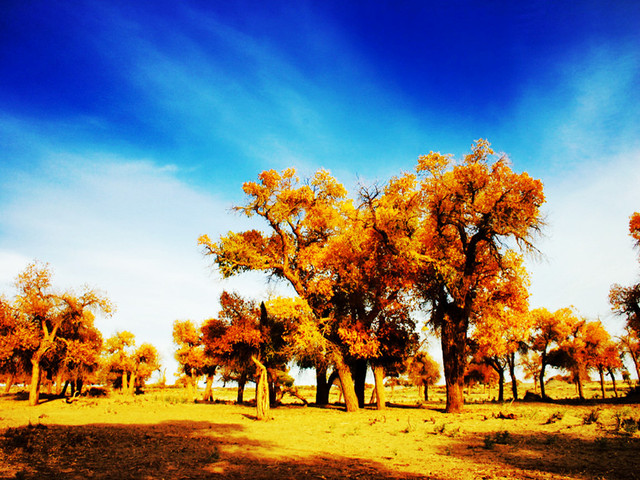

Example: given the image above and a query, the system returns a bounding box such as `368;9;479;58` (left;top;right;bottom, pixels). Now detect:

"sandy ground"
1;384;639;479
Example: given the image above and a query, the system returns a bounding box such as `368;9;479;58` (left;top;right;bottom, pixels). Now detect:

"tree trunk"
575;370;584;400
236;373;247;404
508;352;518;400
441;317;467;413
29;358;42;406
539;358;548;399
424;383;429;401
352;358;367;408
4;373;14;393
598;367;606;399
315;367;330;405
372;365;386;410
129;372;137;396
334;354;359;412
252;357;270;421
121;371;128;393
496;366;505;402
608;369;618;397
203;374;214;401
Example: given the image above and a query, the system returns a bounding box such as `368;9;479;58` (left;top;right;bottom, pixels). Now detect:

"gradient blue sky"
1;1;639;383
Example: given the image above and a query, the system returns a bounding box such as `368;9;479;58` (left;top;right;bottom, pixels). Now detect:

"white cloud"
0;154;279;382
526;149;640;335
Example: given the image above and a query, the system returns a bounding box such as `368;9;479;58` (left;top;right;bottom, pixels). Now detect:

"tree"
200;169;367;412
0;296;36;392
13;262;113;406
104;332;160;395
529;307;576;399
375;140;544;412
173;319;216;400
610;212;640;334
471;260;532;401
104;331;136;393
406;351;440;401
201;292;262;404
128;343;160;394
547;317;610;400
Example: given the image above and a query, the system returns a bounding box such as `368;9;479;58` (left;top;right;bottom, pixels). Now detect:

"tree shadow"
442;429;640;480
0;420;439;480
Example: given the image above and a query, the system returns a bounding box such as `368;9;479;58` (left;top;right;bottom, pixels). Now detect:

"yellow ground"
1;382;639;479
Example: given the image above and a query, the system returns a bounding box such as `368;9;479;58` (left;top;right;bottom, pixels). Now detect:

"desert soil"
1;384;639;480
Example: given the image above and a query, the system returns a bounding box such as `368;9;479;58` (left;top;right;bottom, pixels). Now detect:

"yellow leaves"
337;321;380;359
416;151;452;176
630;212;640;245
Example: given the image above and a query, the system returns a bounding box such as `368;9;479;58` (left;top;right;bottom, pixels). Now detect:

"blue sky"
1;1;639;383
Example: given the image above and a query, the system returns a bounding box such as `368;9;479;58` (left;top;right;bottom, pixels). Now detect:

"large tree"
200;169;371;412
373;140;544;412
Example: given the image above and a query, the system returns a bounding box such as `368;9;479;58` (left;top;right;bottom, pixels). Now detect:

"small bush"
544;411;564;424
583;408;601;425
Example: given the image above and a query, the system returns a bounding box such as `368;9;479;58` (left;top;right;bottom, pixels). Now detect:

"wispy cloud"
0;151;277;378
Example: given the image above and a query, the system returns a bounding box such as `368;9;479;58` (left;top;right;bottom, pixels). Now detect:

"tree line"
197;140;639;413
2;141;638;412
0;262;160;405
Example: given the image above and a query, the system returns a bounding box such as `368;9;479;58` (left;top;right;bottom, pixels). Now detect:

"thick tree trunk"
203;375;214;401
441;317;467;413
334;354;359;412
497;368;505;402
236;373;247;404
129;372;137;396
252;357;270;420
29;359;42;406
575;370;584;400
315;366;332;405
4;373;14;393
372;365;386;410
121;371;128;393
352;359;367;408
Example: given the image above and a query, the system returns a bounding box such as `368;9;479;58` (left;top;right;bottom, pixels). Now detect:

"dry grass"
0;382;639;479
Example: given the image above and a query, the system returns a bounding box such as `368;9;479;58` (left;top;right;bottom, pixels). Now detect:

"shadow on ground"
0;420;435;480
444;429;640;480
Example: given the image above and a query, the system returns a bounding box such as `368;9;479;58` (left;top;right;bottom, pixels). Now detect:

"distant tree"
202;292;262;404
104;331;136;393
406;351;441;401
529;307;577;399
128;343;160;393
12;261;113;405
520;351;542;393
172;319;216;400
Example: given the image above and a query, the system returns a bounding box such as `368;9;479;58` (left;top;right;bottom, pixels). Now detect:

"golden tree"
373;140;544;412
529;307;577;399
200;169;364;411
13;261;113;406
